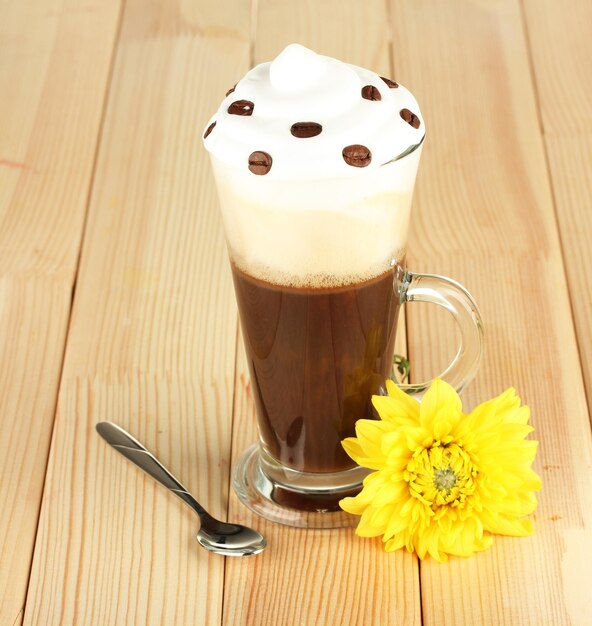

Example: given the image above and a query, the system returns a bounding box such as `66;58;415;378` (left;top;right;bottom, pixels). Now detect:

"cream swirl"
203;44;424;180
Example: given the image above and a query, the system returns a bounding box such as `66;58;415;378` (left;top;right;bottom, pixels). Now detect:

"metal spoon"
96;421;266;556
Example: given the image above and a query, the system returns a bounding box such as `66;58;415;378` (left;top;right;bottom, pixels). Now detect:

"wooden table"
2;0;591;624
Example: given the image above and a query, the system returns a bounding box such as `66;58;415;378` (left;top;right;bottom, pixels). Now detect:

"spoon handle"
96;422;208;518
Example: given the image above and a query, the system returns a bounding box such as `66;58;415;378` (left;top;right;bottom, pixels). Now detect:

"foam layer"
203;44;424;180
211;146;422;287
204;44;424;288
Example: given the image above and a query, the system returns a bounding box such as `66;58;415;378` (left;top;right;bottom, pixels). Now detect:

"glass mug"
209;142;483;528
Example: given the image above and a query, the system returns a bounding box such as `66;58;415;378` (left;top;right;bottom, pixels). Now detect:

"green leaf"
393;354;410;382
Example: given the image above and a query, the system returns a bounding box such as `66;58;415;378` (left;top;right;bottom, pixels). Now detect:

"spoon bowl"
197;520;266;556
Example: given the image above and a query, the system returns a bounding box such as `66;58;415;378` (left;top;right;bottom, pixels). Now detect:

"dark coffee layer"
232;263;401;473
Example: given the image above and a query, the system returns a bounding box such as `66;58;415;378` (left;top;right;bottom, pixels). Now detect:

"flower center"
406;442;478;509
433;467;457;491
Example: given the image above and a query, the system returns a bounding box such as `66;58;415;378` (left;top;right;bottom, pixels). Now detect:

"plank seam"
222;6;257;618
383;0;395;78
221;317;241;626
385;1;422;623
249;0;258;68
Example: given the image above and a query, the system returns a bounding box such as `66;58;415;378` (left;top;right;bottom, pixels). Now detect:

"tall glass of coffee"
203;45;483;528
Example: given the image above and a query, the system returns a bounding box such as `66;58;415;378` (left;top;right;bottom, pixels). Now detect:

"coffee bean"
225;84;236;97
342;144;372;167
361;85;382;101
248;151;272;175
290;122;323;138
203;121;216;139
400;108;421;129
228;100;254;116
380;76;399;88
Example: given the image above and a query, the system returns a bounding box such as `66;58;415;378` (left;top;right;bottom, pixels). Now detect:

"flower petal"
383;510;411;540
341;437;364;463
339;495;366;516
385;378;422;412
354;420;395;460
380;431;406;455
420;378;462;431
480;510;535;536
356;507;386;537
341;435;387;470
372;479;409;507
384;533;408;552
372;392;419;427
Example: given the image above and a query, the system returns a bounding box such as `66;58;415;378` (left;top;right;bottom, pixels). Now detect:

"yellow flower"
339;378;542;562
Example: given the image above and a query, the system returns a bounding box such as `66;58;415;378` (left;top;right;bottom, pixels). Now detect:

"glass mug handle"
394;268;484;397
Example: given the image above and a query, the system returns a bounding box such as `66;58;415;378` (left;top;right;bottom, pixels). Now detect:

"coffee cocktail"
203;44;483;527
231;261;401;475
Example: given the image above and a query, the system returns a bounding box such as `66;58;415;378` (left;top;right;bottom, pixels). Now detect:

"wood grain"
521;0;592;410
0;1;122;624
3;0;590;624
388;1;592;624
221;2;420;625
22;0;251;623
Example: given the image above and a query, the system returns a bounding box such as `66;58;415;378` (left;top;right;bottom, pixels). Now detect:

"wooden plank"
0;1;122;624
221;2;420;625
22;0;251;623
388;1;592;624
521;0;592;411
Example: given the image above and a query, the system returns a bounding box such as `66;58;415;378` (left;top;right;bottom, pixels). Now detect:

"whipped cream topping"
203;44;424;180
